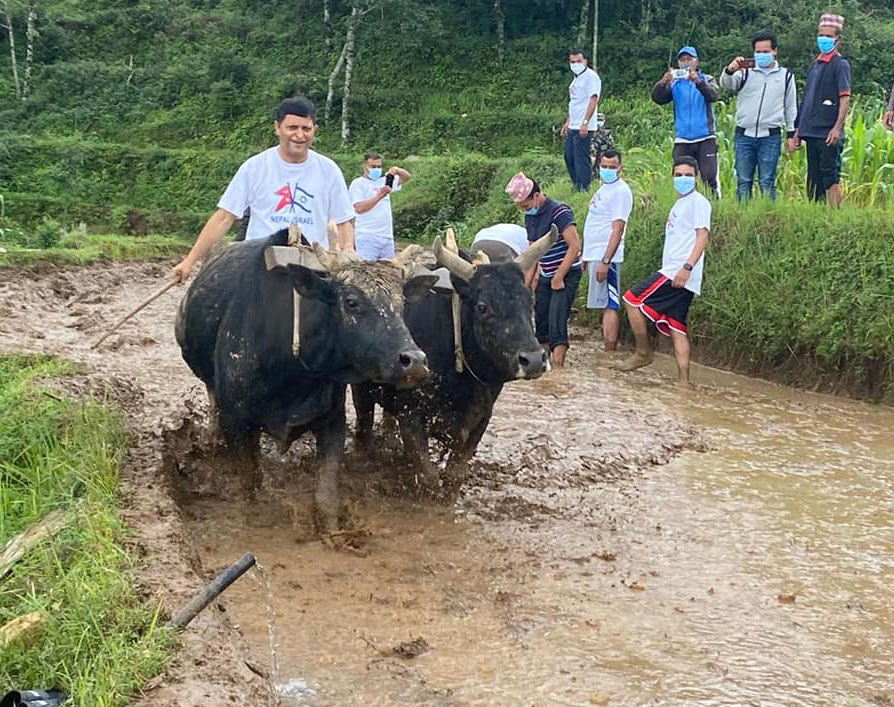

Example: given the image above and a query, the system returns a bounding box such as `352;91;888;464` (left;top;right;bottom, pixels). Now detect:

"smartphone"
385;173;395;188
671;68;689;80
741;58;756;69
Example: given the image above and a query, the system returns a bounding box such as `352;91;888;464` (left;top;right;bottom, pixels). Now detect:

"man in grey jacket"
883;81;894;130
721;31;797;201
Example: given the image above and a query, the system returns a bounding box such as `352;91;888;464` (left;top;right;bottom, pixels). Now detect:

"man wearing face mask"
349;152;411;260
506;172;582;368
561;48;602;192
721;31;797;201
789;13;851;207
652;47;721;197
581;150;633;353
615;157;709;385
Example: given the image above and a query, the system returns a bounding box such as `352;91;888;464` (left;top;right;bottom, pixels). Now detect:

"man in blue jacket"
652;46;721;196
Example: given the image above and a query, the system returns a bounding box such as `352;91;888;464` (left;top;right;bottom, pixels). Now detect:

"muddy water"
2;262;893;706
186;348;894;707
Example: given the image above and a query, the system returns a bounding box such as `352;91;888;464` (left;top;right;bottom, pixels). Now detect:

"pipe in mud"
169;552;257;629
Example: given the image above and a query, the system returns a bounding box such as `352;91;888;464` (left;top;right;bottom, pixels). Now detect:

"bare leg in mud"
602;309;619;352
552;344;568;367
614;303;653;371
671;330;691;385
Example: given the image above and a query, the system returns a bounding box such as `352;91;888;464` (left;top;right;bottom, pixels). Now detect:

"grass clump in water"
0;355;172;706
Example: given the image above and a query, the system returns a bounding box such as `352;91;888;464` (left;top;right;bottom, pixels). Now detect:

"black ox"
351;226;557;491
175;229;436;530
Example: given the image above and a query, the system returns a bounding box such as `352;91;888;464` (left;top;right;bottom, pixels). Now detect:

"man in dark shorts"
505;172;582;368
615;156;710;384
788;13;850;207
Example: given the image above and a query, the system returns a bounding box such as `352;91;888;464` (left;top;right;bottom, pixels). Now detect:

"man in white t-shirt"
616;156;710;384
349;152;411;261
561;48;602;192
172;97;355;282
581;150;632;352
471;223;529;259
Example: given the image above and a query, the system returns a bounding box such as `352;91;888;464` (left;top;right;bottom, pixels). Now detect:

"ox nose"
518;349;549;379
396;348;429;386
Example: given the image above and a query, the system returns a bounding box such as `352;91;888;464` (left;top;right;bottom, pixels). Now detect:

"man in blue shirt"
652;46;721;197
506;172;582;368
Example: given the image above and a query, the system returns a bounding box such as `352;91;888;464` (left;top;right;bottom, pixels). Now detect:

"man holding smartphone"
349;152;412;261
721;31;797;201
651;47;721;197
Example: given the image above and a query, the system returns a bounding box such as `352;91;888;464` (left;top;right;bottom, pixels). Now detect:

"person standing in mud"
615;156;709;385
172;97;355;282
506;172;582;368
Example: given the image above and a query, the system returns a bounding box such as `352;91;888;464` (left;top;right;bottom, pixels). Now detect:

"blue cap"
677;46;698;58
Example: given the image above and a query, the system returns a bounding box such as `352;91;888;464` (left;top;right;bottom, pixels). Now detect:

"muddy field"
2;260;893;706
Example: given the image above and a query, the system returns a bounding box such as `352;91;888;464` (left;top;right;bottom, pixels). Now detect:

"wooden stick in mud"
0;510;68;578
168;552;257;629
90;278;179;350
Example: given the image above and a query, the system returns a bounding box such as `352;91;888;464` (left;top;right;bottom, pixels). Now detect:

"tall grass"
0;356;172;705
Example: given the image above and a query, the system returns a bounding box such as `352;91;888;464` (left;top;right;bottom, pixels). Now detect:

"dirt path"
4;260;891;706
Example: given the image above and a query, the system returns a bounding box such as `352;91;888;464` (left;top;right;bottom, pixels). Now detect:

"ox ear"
286;264;336;304
403;274;439;304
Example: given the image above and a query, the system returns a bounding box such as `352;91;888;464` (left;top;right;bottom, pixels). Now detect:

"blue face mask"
525;206;540;216
368;167;382;180
673;175;696;195
754;51;774;68
599;167;619;184
817;36;836;54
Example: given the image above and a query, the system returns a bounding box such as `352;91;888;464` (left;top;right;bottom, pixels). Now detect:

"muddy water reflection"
187;349;894;706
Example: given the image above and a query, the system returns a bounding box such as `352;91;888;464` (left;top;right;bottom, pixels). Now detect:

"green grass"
0;232;190;267
0;355;173;706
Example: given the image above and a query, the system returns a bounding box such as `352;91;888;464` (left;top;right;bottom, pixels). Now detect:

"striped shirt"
524;198;580;278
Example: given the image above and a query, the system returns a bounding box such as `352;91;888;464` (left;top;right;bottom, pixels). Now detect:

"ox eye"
476;302;488;314
345;296;361;311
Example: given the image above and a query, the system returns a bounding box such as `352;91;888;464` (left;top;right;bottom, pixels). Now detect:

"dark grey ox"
351;226;557;491
175;229;436;531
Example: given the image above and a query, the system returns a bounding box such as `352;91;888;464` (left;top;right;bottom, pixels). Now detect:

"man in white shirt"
581;150;632;352
349;153;411;261
172;97;355;282
616;156;710;384
471;223;529;259
561;48;602;192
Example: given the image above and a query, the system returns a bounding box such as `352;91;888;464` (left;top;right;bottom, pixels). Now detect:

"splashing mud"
2;260;894;706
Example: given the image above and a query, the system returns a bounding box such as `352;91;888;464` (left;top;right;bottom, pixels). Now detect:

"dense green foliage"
0;356;172;705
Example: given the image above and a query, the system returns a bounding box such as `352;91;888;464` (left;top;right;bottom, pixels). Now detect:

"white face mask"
570;62;586;75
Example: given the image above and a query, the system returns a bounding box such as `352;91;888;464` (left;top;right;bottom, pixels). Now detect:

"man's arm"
172;208;237;282
672;227;709;288
651;75;673;105
827;95;850;145
593;220;626;283
336;220;355;252
695;73;721;102
580;95;599;134
353;187;391;215
720;60;745;91
387;166;411;184
551;224;581;289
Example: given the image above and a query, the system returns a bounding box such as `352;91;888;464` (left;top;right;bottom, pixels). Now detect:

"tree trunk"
323;0;331;54
591;0;598;69
325;41;347;122
493;0;504;62
576;0;588;46
340;6;358;146
1;0;20;100
125;53;134;87
640;0;652;33
22;1;34;100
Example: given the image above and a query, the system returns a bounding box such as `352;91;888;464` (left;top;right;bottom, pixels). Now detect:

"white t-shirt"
348;175;401;242
568;67;602;131
582;178;632;263
659;190;711;296
472;224;529;256
218;147;354;244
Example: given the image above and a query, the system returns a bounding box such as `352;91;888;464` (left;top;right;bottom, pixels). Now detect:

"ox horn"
391;243;425;277
515;224;558;271
433;236;476;281
312;242;341;272
445;227;459;254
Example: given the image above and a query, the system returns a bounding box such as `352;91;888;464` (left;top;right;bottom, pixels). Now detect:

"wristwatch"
683;263;693;271
601;257;611;265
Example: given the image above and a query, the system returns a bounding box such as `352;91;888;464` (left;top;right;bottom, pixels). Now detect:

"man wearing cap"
721;31;797;201
561;48;602;192
652;46;721;196
506;172;582;368
788;13;851;207
172;97;355;282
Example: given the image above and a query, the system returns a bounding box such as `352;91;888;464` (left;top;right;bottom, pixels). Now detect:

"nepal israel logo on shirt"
274;182;314;214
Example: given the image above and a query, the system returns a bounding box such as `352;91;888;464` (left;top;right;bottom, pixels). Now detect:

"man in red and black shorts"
614;156;710;384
